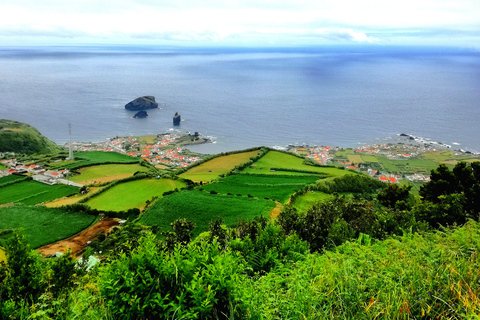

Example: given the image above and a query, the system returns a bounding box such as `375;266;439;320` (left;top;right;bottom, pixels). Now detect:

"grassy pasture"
85;178;185;211
201;174;320;203
50;151;138;170
0;174;28;186
244;151;351;178
69;163;148;184
347;155;364;163
179;150;261;182
141;189;275;236
0;180;79;205
291;191;335;213
361;155;379;162
0;206;95;248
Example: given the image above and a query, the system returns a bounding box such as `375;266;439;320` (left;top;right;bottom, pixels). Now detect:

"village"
1;132;478;187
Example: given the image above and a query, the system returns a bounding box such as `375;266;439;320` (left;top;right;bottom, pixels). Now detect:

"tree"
419;161;480;220
162;218;196;250
377;184;412;209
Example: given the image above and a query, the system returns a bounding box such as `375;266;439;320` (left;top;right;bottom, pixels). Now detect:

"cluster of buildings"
65;133;204;169
0;159;82;187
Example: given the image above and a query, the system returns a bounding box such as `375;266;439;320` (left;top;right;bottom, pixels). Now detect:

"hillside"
0;119;61;154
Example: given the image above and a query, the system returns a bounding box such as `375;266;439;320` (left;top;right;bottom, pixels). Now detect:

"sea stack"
125;96;159;110
133;110;148;118
173;112;181;125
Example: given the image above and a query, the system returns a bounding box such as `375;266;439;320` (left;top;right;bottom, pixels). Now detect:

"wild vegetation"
0;119;61;154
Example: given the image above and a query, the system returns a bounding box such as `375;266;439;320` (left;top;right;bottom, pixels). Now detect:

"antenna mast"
68;123;74;160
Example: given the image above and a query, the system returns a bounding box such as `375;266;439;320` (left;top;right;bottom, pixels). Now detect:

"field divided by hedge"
201;174;320;203
0;180;79;205
179;149;261;182
0;205;95;248
244;150;351;177
69;163;148;184
140;190;275;235
84;178;185;212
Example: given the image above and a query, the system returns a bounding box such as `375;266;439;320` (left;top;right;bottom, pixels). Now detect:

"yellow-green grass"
347;155;364;163
361;155;379;162
0;246;5;263
69;164;148;184
421;151;479;164
244;151;352;178
291;191;335;213
0;163;6;170
179;150;261;182
85;178;185;211
140;135;156;144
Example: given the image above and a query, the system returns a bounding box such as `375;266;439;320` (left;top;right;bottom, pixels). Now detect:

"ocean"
0;45;479;154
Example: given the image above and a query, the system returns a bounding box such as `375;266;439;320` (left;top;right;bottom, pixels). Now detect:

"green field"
50;151;138;170
0;163;6;170
0;180;79;205
85;178;186;211
69;163;148;184
179;150;261;182
361;155;379;162
202;174;320;203
0;174;28;186
244;151;352;177
141;189;275;236
291;191;335;213
0;206;95;248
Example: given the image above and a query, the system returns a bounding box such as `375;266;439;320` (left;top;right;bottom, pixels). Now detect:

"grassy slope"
0;119;61;154
0;180;79;205
292;191;335;213
244;150;351;177
85;178;185;211
0;206;95;248
69;163;148;184
202;174;320;203
179;150;261;182
141;189;275;236
245;220;480;319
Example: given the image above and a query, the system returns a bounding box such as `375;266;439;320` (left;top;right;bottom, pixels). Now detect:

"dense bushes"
99;233;244;320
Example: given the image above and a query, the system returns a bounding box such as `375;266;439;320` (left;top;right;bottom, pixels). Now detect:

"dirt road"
38;218;120;257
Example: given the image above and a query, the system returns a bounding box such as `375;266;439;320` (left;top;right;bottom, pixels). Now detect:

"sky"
0;0;479;48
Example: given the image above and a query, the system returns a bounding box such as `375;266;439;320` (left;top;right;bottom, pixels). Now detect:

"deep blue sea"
0;45;479;154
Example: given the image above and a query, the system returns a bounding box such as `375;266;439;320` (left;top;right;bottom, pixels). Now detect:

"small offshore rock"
133;110;148;118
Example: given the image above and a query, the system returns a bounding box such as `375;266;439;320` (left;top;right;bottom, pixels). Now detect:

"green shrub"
99;232;245;319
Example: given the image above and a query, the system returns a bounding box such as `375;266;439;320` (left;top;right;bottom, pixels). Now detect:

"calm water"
0;46;479;153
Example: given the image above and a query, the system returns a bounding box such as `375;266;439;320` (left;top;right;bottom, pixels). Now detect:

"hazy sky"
0;0;479;47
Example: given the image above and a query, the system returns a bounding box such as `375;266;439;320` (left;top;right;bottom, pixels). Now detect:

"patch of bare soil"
270;201;283;219
37;218;120;257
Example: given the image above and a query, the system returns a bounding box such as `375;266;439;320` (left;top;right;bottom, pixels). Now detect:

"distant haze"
0;0;479;48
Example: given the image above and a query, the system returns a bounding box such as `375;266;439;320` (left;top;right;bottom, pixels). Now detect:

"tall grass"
239;220;480;319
